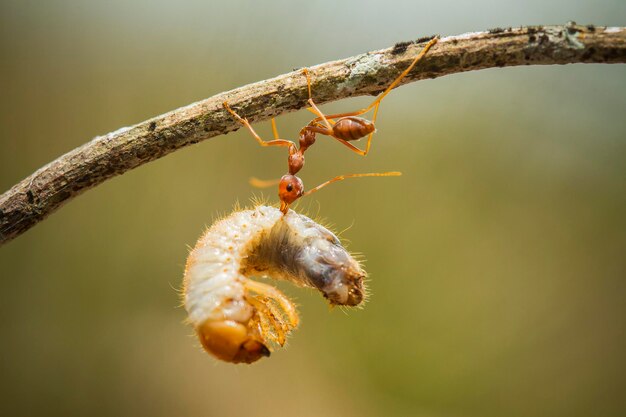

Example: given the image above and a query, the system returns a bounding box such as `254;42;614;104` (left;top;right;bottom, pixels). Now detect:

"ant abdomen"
332;117;376;141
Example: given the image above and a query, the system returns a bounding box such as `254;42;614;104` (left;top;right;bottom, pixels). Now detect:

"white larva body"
183;205;365;364
185;206;282;327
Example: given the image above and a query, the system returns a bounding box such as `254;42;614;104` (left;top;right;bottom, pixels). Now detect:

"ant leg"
223;101;295;149
271;118;280;140
306;107;335;124
359;36;439;113
306;100;369;154
302;68;337;125
303;171;402;197
307;99;333;132
226;110;286;189
362;102;381;155
308;36;439;123
306;99;377;156
300;39;437;157
302;68;313;101
303;70;360;152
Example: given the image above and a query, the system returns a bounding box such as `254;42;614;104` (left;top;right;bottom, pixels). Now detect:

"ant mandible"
223;36;439;214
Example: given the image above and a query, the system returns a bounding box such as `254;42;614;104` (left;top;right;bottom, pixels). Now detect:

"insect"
223;36;439;213
183;205;365;364
185;37;439;364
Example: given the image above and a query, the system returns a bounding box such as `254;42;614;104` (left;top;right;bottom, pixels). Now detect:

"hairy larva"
183;205;366;364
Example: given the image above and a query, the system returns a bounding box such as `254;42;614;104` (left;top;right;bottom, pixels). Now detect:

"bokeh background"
1;1;625;416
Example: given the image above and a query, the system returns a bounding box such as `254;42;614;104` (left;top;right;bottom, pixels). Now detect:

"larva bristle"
169;280;187;308
248;193;271;209
336;222;355;240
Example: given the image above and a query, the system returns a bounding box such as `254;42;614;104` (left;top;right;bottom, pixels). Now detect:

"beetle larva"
183;205;366;364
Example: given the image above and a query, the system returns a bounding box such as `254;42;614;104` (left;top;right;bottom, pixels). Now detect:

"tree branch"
1;23;625;245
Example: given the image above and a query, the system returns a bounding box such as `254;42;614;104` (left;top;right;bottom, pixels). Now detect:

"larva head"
294;217;366;306
196;320;270;364
278;174;304;213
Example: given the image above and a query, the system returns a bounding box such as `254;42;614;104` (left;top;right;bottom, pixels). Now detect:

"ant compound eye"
286;183;293;192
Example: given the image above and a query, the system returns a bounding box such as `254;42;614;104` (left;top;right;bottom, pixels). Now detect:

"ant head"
278;174;304;213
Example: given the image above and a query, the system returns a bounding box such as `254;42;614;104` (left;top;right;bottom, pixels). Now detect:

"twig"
1;24;625;245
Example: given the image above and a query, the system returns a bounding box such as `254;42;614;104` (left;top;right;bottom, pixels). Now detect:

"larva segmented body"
183;205;365;364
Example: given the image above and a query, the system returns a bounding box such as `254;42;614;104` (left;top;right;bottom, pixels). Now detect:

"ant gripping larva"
185;37;439;364
223;36;439;213
183;205;365;364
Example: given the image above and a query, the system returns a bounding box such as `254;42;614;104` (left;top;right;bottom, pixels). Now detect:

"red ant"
223;36;438;214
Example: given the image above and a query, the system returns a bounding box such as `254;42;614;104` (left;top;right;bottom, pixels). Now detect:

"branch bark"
1;23;625;245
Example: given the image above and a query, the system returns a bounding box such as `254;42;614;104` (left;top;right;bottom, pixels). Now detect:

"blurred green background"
1;1;625;416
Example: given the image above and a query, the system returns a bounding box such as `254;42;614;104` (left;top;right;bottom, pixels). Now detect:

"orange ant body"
223;36;438;213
